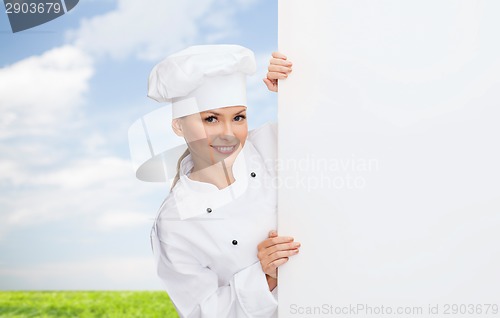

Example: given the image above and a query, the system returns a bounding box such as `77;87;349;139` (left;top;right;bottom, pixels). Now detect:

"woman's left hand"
263;52;293;92
257;230;300;280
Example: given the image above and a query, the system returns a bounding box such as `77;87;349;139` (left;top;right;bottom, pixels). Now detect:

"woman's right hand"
257;230;301;280
263;52;293;92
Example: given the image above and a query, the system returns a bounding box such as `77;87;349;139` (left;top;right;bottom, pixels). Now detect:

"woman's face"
172;106;248;169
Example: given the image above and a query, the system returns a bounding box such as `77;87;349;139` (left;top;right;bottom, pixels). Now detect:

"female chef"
148;45;295;318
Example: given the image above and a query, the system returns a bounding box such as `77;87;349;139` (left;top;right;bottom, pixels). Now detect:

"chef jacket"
151;122;278;318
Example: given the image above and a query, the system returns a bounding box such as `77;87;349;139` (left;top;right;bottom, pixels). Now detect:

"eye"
234;115;246;122
204;116;218;123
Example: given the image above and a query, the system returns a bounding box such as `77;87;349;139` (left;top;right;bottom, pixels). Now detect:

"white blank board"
277;1;500;317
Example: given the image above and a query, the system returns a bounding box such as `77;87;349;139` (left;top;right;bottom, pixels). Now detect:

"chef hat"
148;44;257;118
129;44;256;183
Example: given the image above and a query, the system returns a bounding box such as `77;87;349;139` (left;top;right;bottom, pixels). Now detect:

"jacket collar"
173;142;250;220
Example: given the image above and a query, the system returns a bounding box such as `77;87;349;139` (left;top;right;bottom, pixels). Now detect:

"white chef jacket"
151;122;279;318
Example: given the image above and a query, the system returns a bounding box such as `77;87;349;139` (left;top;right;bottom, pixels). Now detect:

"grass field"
0;291;179;318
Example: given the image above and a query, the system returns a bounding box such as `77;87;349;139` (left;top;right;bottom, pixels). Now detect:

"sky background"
0;0;279;290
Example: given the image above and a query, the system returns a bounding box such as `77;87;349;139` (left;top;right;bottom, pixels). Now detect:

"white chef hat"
129;44;257;183
147;44;257;118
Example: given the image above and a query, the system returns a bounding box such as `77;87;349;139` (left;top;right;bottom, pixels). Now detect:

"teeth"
214;146;235;153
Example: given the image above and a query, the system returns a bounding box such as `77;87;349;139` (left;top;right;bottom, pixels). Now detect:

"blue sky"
0;0;279;290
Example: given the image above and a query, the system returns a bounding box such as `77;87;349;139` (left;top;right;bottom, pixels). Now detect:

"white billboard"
277;1;500;317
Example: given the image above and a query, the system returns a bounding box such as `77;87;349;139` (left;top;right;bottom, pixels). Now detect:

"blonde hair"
170;148;190;191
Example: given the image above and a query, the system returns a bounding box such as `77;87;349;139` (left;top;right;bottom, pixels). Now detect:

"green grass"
0;291;179;318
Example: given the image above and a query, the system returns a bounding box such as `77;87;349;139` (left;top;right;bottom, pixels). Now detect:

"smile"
211;145;237;154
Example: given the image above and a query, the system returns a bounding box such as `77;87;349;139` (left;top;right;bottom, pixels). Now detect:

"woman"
148;45;295;318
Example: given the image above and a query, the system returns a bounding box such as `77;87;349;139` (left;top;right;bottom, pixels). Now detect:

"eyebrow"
204;109;246;116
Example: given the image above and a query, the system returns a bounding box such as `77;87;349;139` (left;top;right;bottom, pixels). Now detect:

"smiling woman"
171;106;249;190
137;44;299;318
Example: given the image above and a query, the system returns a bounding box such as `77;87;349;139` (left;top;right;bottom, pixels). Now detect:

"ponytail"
170;148;190;191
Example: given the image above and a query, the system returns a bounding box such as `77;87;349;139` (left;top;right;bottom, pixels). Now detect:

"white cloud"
0;45;93;139
1;156;161;228
67;0;264;61
69;0;219;61
31;157;132;189
0;159;25;186
95;211;152;231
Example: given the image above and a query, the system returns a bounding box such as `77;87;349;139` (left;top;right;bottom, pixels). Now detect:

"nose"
219;121;235;140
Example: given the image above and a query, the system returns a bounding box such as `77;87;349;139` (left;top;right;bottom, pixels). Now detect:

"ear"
171;119;184;137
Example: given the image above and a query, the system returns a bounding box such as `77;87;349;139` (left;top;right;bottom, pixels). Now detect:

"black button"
232;240;238;245
250;172;256;178
206;208;212;213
